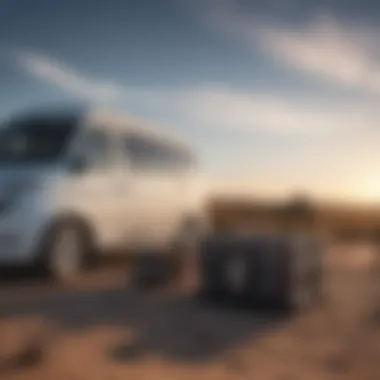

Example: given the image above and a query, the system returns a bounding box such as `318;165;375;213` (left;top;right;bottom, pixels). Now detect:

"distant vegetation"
208;195;380;241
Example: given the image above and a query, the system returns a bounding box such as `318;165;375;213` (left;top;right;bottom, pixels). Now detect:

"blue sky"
1;0;380;201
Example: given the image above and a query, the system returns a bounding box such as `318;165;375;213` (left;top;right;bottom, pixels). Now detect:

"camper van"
0;106;208;281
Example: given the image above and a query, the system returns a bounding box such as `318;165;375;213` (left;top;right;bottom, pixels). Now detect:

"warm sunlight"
2;1;380;379
357;180;380;203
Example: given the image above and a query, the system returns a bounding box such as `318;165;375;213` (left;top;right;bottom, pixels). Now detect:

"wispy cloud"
122;85;377;137
254;16;380;93
14;51;123;103
197;1;380;95
12;50;380;138
178;86;376;137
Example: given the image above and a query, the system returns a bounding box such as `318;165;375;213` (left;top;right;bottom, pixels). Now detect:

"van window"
124;135;154;168
123;134;192;171
0;116;77;164
81;129;113;169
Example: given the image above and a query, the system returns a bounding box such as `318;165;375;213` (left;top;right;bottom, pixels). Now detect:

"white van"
0;106;209;281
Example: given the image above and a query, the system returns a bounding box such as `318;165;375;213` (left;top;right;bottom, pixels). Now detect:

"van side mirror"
67;156;88;174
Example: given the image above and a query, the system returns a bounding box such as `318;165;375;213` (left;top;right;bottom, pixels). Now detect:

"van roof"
5;105;193;152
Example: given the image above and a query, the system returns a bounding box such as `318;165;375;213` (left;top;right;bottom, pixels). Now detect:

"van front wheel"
43;222;85;283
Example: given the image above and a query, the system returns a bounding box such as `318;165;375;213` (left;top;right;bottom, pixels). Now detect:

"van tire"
40;221;87;284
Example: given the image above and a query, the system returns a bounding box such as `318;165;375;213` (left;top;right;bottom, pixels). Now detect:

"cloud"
12;50;380;138
197;1;380;95
175;86;378;137
254;15;380;93
14;51;124;103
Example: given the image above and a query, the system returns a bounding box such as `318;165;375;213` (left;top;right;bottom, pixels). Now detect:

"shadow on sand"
0;272;286;364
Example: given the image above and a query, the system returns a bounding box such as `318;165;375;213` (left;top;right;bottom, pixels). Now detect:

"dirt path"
0;244;379;380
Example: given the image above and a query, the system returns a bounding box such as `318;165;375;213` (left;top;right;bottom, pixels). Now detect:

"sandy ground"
0;244;380;380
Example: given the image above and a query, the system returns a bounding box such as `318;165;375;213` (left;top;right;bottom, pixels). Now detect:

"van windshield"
0;116;77;164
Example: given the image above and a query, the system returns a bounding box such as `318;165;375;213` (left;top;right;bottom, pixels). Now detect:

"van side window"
123;135;168;171
123;133;194;172
82;129;112;169
123;135;151;169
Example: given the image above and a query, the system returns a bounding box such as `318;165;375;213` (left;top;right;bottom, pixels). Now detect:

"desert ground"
0;244;379;380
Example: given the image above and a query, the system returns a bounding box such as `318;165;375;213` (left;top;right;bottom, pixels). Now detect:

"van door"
61;127;124;251
109;133;142;250
121;134;171;249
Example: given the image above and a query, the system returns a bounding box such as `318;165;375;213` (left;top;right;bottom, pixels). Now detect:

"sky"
1;0;380;202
